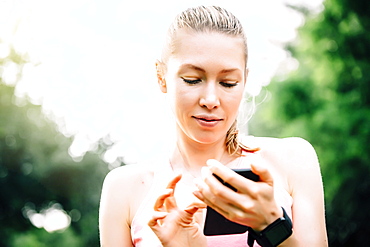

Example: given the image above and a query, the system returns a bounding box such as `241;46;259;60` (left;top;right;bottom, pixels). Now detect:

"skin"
99;29;328;246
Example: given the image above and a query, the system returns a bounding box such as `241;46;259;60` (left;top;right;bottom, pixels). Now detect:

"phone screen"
203;168;260;236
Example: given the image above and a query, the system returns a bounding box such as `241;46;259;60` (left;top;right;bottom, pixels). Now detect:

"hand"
148;174;207;247
193;159;283;232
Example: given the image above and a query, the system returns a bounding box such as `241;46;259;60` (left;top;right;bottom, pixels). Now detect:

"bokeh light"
23;202;73;233
0;0;324;166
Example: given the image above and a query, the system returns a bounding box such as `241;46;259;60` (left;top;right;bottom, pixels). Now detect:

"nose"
199;82;220;109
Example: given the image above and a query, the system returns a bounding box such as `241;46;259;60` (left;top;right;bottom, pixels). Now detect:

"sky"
0;0;324;166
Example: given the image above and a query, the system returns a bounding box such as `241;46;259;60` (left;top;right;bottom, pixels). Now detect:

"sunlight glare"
1;0;323;164
23;202;72;233
2;61;19;86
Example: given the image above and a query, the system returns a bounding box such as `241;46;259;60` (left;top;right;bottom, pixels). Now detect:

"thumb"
182;202;206;224
250;163;274;186
181;206;199;225
184;206;200;217
148;211;168;230
184;201;206;215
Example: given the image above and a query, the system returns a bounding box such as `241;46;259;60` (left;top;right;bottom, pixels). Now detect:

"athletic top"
130;150;293;247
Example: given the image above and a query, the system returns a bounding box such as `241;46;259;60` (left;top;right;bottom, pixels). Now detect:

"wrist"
255;206;284;232
248;207;293;247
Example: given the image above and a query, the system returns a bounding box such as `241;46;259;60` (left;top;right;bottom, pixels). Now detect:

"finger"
206;159;245;187
162;174;182;210
197;185;240;212
199;188;254;225
184;206;200;217
201;165;229;190
196;173;254;224
196;170;229;201
250;163;273;186
207;159;257;194
185;201;207;214
164;194;177;210
179;206;199;225
153;189;173;211
193;190;205;201
193;178;220;205
182;201;207;225
203;197;243;223
196;171;245;211
148;211;168;230
199;164;259;217
166;173;182;190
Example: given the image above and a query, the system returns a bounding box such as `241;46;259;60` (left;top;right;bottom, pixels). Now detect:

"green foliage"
250;0;370;245
10;228;82;247
0;46;111;246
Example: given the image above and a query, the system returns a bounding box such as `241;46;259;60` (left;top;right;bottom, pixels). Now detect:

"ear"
156;60;167;93
244;68;249;85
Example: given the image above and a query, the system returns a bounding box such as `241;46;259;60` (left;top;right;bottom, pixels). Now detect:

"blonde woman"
99;6;327;247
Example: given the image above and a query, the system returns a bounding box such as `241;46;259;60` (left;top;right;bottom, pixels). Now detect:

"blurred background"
0;0;369;246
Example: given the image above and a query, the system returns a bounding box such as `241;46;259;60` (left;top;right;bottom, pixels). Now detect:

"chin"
191;132;225;145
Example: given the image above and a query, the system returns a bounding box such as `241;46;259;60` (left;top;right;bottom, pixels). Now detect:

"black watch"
247;207;293;247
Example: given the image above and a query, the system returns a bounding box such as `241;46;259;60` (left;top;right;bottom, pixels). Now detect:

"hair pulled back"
163;6;258;155
162;6;248;63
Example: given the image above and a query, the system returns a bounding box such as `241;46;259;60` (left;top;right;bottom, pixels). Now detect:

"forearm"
279;232;328;247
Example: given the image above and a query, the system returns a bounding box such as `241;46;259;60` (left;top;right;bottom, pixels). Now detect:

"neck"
170;133;239;178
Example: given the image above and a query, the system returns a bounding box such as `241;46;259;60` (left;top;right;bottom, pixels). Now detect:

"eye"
182;78;202;85
220;81;238;88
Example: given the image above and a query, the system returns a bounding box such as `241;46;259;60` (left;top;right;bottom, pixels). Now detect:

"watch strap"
247;207;293;247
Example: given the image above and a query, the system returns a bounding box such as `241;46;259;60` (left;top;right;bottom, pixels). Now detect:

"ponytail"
226;120;260;155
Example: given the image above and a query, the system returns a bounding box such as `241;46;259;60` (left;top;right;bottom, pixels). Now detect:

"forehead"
168;29;246;71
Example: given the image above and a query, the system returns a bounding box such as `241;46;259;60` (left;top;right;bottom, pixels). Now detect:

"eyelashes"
183;78;202;85
220;82;238;88
182;78;238;88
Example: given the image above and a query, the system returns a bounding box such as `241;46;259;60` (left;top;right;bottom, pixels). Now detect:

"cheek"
174;87;197;112
168;82;196;115
224;90;244;115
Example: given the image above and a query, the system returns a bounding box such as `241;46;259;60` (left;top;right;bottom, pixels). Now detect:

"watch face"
264;219;293;245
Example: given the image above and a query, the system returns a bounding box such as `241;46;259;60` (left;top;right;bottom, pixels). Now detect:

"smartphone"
203;168;260;236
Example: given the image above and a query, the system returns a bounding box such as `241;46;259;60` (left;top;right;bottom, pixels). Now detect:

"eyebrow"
181;64;205;73
181;64;240;74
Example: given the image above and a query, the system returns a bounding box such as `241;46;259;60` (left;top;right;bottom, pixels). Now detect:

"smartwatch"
247;207;293;247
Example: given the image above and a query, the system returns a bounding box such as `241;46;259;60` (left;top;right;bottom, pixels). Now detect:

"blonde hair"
163;6;258;155
162;5;248;64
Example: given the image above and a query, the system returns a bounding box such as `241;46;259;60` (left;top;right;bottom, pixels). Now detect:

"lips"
192;115;223;128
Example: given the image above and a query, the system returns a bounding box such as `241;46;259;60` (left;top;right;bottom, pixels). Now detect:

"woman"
99;6;327;247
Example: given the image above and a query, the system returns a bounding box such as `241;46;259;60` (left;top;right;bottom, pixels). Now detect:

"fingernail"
206;159;218;168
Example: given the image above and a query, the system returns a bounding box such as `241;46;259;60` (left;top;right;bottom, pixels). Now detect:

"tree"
249;0;370;246
0;44;112;246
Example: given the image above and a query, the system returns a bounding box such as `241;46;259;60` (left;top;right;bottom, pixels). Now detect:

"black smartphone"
203;168;260;236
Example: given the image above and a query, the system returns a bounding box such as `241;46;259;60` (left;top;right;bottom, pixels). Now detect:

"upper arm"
99;166;144;247
284;138;328;246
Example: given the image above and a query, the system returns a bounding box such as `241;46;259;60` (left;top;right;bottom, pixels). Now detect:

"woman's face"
159;29;247;145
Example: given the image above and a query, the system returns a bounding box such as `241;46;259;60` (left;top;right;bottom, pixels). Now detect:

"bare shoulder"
254;136;318;165
100;163;155;224
252;136;321;194
102;163;154;192
99;163;155;246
